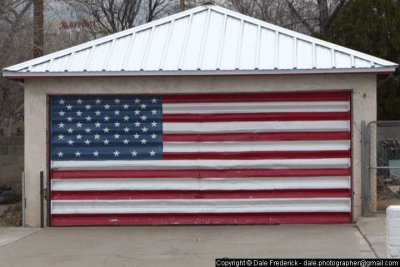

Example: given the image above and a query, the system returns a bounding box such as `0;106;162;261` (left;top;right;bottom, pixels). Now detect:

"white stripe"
163;121;350;133
51;177;351;191
51;198;351;214
163;101;350;114
51;158;350;170
164;140;350;152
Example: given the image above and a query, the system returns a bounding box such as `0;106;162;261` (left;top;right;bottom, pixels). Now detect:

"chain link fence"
364;121;400;214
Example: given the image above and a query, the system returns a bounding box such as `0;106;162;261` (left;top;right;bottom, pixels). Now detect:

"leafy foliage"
327;0;400;119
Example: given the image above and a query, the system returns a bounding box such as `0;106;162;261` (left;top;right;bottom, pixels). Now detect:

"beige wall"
24;74;377;227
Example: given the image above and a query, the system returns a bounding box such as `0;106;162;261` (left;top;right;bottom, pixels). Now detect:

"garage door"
49;91;352;226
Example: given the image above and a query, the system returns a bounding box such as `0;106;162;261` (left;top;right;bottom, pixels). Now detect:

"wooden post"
33;0;44;58
180;0;185;11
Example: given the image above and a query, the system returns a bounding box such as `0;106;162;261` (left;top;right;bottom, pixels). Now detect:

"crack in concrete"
355;225;380;258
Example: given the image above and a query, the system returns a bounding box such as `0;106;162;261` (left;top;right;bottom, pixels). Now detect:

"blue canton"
51;95;163;160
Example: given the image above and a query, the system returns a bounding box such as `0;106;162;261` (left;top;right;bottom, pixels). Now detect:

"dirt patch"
377;175;400;210
0;202;21;226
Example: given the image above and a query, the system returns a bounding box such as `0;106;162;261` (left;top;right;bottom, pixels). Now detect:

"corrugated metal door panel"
49;91;352;226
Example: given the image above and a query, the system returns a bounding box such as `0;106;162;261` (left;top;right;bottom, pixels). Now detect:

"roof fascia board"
3;66;396;79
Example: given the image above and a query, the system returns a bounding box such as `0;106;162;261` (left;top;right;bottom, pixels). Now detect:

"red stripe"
163;112;350;122
51;168;351;179
163;92;351;103
163;131;350;142
51;212;352;226
163;150;350;160
51;189;351;200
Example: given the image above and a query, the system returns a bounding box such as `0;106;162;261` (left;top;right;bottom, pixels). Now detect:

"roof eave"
2;67;397;80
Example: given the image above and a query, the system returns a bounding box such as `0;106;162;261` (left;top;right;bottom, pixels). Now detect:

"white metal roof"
3;4;398;78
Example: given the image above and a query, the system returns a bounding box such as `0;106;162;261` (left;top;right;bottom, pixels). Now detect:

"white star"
104;104;110;110
133;133;140;139
76;134;82;140
59;99;65;105
114;98;121;104
77;99;83;104
114;133;120;139
134;110;140;115
140;103;147;109
124;127;130;133
59;111;65;116
150;150;156;156
140;115;147;121
151;98;157;103
58;134;64;140
85;104;91;110
141;138;147;144
95;98;101;104
67;139;74;146
103;127;110;133
104;116;110;121
76;122;83;128
134;98;140;104
114;122;120;127
67;116;73;122
95;122;101;128
123;104;129;109
131;151;138;157
85;116;92;122
57;151;63;157
93;151;99;157
76;110;82;116
103;139;110;145
84;139;91;145
66;104;72;110
75;151;81;157
94;134;100;140
151;121;158;127
58;122;65;128
85;128;91;133
123;115;129;121
95;110;101;116
142;127;148;133
67;128;74;133
151;109;157;115
151;134;157;139
134;121;141;127
113;150;120;157
123;139;129;144
114;110;120;115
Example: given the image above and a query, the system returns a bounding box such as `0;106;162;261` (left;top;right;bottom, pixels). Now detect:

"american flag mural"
50;91;352;226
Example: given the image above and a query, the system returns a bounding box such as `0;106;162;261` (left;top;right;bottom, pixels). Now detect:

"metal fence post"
40;171;44;228
21;171;25;227
361;120;367;216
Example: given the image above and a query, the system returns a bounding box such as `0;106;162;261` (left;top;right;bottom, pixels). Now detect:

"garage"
2;4;397;226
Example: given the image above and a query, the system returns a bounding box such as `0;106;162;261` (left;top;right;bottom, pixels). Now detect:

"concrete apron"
0;224;377;267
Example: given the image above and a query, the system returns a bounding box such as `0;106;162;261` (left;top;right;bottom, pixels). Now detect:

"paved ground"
0;221;383;267
356;216;386;258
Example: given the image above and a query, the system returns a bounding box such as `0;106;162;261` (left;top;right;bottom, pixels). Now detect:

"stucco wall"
24;74;376;227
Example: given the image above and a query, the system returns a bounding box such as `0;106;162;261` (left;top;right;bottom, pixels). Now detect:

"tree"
328;0;400;120
0;0;33;136
285;0;350;36
66;0;175;37
225;0;350;35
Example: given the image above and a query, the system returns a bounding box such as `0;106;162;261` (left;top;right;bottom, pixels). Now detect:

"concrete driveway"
0;221;384;267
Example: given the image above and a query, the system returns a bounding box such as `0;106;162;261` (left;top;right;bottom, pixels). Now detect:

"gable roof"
3;4;398;79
